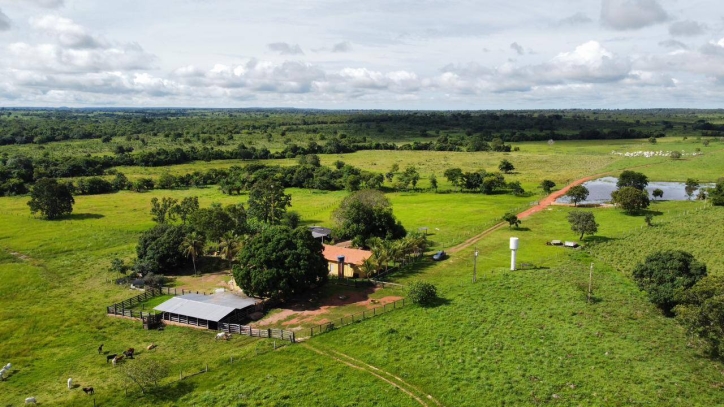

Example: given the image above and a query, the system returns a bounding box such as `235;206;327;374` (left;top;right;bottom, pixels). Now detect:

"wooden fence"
306;298;406;338
219;323;296;343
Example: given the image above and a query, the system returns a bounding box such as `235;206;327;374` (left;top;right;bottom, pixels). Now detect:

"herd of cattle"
15;342;160;404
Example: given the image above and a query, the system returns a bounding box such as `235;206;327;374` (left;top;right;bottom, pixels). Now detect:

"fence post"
267;329;271;338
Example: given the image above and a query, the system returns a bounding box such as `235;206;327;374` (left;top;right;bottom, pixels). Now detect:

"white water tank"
509;237;519;250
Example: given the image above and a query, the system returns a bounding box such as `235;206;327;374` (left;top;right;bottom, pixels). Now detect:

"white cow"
215;332;230;341
67;377;73;389
25;397;37;404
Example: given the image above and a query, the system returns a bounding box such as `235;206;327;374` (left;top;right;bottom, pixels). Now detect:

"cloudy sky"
0;0;723;108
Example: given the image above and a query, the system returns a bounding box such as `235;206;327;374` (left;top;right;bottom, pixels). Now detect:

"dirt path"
302;343;442;407
449;173;608;253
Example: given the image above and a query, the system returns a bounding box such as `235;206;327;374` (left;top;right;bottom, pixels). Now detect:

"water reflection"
556;177;712;205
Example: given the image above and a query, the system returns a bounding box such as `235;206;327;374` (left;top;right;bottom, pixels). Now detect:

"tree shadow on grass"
65;213;105;220
583;236;619;244
419;296;452;308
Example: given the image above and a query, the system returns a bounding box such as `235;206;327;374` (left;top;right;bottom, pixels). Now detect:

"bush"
136;224;189;274
407;281;438;306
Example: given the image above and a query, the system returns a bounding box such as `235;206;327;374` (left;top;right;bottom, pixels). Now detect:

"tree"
150;197;178;224
332;190;406;246
652;188;664;200
498;159;515;174
119;358;170;395
27;178;74;220
648;136;657;144
507;181;525;196
110;258;128;278
171;196;199;224
482;172;506;194
670;151;682;160
218;232;243;269
157;172;176;189
247;179;291;224
644;213;654;227
443;168;464;191
709;178;724;206
136;224;188;274
281;211;301;229
617;170;648;190
565;185;589;207
685;178;699;200
189;203;246;242
675;275;724;358
567;210;598;240
399;166;420;190
502;213;521;229
407;281;438;306
632;250;707;314
429;173;438;192
180;231;205;276
233;226;328;300
611;186;650;214
540;179;556;194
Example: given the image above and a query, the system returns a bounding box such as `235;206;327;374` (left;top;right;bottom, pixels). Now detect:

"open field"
1;111;724;406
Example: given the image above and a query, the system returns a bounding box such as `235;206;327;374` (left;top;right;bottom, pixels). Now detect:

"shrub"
407;281;438;306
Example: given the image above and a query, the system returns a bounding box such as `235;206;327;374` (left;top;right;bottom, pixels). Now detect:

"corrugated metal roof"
154;293;259;322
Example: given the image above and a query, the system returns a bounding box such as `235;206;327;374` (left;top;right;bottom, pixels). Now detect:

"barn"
154;292;259;330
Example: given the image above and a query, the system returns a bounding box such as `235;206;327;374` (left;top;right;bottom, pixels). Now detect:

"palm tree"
180;232;205;276
218;232;243;270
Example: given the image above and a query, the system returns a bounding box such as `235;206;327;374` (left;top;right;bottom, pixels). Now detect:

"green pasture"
0;133;723;405
308;200;724;406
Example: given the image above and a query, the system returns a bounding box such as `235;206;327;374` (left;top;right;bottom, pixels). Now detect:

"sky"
0;0;723;109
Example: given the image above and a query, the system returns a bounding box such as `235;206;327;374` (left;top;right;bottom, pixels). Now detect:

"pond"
555;177;713;205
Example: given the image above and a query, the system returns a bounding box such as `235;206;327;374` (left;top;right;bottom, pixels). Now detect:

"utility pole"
587;263;593;304
473;248;479;283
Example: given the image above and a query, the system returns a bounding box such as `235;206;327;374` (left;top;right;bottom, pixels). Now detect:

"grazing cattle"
4;363;11;370
82;387;94;395
98;344;104;354
112;355;124;366
67;377;72;389
147;343;157;351
123;348;135;359
25;397;37;404
215;332;231;341
106;354;117;363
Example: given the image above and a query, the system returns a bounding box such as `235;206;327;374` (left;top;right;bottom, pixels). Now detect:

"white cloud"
30;15;104;48
267;42;304;55
0;8;10;31
25;0;64;8
601;0;668;30
668;20;706;37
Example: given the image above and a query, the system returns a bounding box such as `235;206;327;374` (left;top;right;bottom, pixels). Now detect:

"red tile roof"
322;245;372;266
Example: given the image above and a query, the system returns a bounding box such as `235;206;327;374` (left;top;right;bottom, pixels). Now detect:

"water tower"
510;237;519;271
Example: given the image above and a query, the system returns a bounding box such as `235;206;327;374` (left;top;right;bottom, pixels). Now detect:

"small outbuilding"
309;226;333;241
322;245;373;278
154;292;260;330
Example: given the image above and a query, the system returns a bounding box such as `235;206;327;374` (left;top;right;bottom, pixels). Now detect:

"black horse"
105;354;117;363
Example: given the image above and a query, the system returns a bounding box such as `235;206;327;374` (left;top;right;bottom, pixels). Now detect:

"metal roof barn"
154;292;258;323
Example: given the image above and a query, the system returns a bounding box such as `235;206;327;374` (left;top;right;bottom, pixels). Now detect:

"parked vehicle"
432;250;447;261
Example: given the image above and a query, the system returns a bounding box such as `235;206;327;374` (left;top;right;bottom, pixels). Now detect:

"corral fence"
219;323;296;343
305;298;406;339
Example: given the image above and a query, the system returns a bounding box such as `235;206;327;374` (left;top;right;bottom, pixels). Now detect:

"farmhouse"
154;292;260;330
323;244;373;278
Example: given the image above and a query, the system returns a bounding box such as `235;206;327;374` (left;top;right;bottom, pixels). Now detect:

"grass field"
0;134;723;406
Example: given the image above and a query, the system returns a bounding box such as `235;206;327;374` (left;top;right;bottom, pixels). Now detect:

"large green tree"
233;226;328;300
633;250;707;314
136;224;189;274
567;210;598;240
332;190;406;247
498;159;515;174
189;203;247;242
617;170;649;190
710;178;724;206
611;186;650;214
540;179;556;194
247;179;291;224
675;275;724;358
565;185;589;207
27;178;75;220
